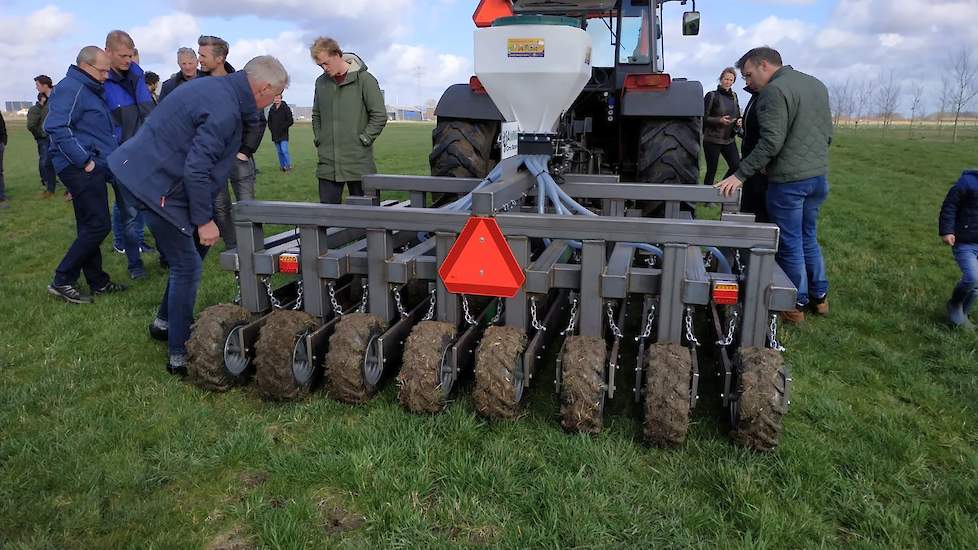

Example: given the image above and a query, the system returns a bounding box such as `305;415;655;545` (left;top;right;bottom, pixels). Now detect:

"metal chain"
646;255;657;268
716;308;739;346
392;285;408;319
328;281;344;317
292;280;304;311
635;304;656;342
234;273;241;304
768;313;786;352
684;306;700;347
421;287;436;321
734;250;744;274
490;300;504;324
461;295;478;326
530;296;546;332
704;249;714;270
606;301;623;340
498;193;527;213
262;276;282;309
562;294;579;335
357;279;369;313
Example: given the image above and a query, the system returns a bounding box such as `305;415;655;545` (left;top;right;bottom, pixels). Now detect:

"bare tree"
830;79;853;127
938;75;953;135
852;79;871;129
947;49;978;142
909;82;925;139
874;70;902;133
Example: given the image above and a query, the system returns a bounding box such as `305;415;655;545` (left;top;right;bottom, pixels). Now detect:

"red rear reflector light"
469;75;487;94
278;253;299;274
623;73;672;92
473;0;513;28
712;280;739;305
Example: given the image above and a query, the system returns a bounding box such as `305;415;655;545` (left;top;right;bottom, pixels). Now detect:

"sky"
1;0;977;114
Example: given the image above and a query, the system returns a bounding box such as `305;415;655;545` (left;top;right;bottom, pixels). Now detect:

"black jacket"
940;171;978;243
267;102;294;142
739;87;769;223
703;86;741;145
0;111;7;146
159;71;202;102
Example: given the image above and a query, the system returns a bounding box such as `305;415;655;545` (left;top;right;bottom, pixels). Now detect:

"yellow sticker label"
507;38;545;58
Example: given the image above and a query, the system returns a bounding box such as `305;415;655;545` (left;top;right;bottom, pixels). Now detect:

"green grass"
1;120;977;548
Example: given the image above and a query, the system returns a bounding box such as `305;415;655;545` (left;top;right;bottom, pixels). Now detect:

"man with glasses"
44;46;128;304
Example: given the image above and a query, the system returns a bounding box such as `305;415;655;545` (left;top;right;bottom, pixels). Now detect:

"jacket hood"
66;65;104;94
343;53;367;73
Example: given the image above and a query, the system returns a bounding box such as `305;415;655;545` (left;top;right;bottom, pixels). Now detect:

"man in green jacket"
310;37;387;204
28;75;58;198
716;47;832;324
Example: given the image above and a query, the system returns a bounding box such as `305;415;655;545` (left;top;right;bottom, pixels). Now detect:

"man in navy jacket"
103;30;155;278
109;55;288;375
45;46;128;304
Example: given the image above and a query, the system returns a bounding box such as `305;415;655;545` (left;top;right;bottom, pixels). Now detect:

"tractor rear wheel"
397;321;458;414
187;304;252;392
323;313;388;404
637;118;701;185
429;118;498;205
642;342;694;447
473;325;527;419
254;310;319;401
559;335;607;434
732;347;788;452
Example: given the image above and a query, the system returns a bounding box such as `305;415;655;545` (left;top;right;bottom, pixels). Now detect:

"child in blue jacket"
939;169;978;327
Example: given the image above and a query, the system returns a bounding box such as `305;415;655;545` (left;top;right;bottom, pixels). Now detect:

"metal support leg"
579;240;605;337
505;236;529;330
367;229;394;322
410;191;426;208
436;232;460;326
299;225;330;319
657;243;687;344
740;247;776;347
235;221;269;313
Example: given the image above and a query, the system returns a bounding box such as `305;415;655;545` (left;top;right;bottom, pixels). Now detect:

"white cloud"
130;13;201;66
0;6;76;106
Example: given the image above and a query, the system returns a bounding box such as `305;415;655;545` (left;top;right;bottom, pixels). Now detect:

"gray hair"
243;55;290;90
177;47;197;59
105;30;135;50
77;46;104;66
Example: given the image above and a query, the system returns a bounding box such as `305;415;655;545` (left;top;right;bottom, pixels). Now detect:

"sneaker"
64;192;72;201
811;295;829;316
149;318;169;342
113;245;126;255
92;281;128;295
780;308;805;325
129;268;147;280
167;354;188;376
48;283;94;304
139;244;157;254
40;191;54;199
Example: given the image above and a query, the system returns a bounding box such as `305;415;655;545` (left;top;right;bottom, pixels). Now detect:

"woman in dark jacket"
702;67;742;185
267;94;294;172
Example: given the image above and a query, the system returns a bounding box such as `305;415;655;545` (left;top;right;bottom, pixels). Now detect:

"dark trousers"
318;179;363;204
110;182;144;273
741;175;769;223
53;166;111;289
703;141;741;185
37;140;58;193
143;209;209;357
214;157;257;248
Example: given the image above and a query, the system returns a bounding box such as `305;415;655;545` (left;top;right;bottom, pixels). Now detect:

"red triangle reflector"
438;216;525;298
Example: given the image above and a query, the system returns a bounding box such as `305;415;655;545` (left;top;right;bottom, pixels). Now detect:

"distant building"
386;105;423;121
5;101;33;113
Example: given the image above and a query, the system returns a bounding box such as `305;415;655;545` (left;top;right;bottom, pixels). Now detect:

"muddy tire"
254;310;319;401
473;325;527;419
187;304;252;392
323;313;387;404
642;342;694;447
397;321;457;414
430;118;498;178
559;336;607;434
732;347;787;452
637;118;701;185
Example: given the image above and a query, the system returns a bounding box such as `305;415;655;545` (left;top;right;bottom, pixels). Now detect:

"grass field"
1;119;977;548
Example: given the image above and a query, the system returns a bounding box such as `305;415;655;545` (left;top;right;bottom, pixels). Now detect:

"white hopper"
474;22;592;135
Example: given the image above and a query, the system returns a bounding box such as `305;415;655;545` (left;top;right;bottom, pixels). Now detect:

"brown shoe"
41;191;54;199
780;309;805;324
811;296;829;316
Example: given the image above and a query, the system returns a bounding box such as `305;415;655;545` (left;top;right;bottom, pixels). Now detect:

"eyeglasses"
83;62;110;75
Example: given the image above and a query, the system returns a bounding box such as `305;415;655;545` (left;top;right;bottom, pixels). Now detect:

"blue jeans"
37;140;58;192
110;183;145;273
143;209;210;356
952;243;978;294
274;140;291;169
766;175;829;307
53;166;111;289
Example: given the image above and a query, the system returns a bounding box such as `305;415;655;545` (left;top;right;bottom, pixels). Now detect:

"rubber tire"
323;313;388;404
732;347;787;452
187;304;252;392
637;118;701;185
397;321;457;414
254;309;319;401
430;118;498;179
559;336;608;434
642;342;694;448
473;325;527;420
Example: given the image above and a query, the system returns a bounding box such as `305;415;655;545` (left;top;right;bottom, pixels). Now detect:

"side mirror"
682;11;700;36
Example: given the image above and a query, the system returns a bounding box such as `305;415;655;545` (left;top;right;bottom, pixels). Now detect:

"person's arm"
43;86;92;167
311;83;321;147
26;107;43;140
0;112;8;146
359;73;387;145
733;86;789;182
184;111;236;229
939;183;962;244
285;104;294;128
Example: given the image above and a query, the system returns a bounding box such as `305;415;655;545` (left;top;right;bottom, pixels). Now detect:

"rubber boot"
962;289;978;325
947;285;973;328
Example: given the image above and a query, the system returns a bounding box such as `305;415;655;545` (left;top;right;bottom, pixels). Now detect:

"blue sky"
1;1;976;114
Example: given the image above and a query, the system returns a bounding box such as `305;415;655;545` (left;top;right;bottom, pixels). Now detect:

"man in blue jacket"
109;55;288;375
103;30;155;279
45;46;128;304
